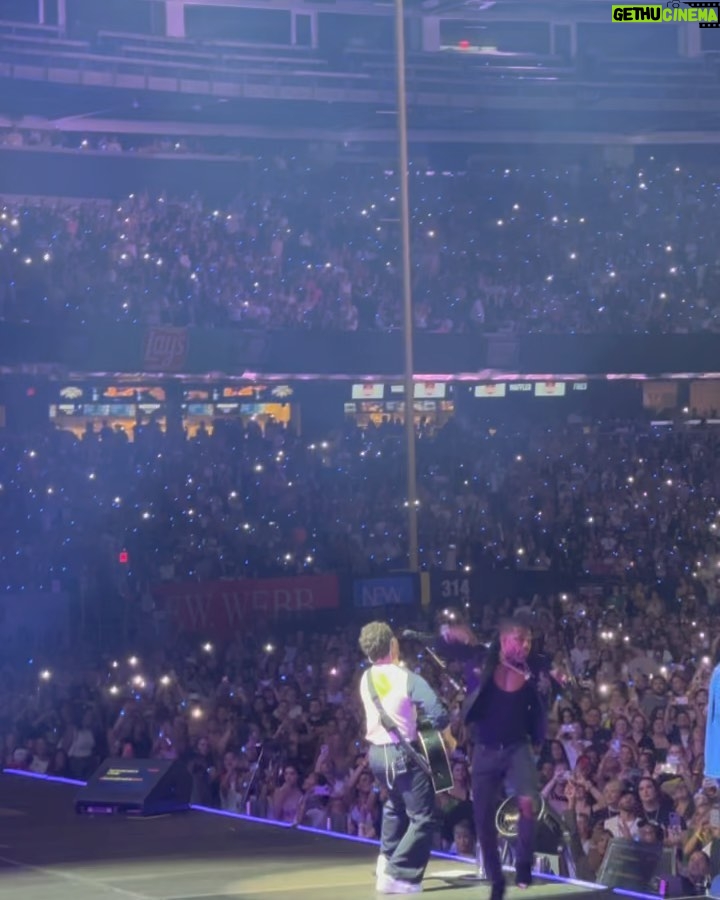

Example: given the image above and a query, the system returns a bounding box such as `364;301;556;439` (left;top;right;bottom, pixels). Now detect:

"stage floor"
0;773;609;900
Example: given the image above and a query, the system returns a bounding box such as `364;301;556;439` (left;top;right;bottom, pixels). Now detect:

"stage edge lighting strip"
2;770;615;892
612;890;662;900
3;768;86;786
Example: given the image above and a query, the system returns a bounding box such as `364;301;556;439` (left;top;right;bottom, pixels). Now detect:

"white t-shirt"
69;728;95;758
361;664;417;744
604;814;640;839
29;756;49;774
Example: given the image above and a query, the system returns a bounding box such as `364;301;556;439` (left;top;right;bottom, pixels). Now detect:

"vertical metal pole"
394;0;419;572
57;0;67;34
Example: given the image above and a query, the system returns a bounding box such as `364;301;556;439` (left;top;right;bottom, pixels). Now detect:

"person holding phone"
541;766;571;815
667;810;686;853
681;803;714;860
666;779;695;823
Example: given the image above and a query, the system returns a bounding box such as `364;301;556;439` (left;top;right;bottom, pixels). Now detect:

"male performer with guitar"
442;614;551;900
359;620;452;895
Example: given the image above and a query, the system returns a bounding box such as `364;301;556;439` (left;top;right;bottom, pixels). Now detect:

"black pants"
368;743;435;885
471;740;539;886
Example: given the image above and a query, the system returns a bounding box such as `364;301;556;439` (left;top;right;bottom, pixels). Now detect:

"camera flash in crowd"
109;685;119;696
160;675;171;686
128;656;139;667
191;707;203;719
202;642;213;653
264;644;274;653
39;669;52;681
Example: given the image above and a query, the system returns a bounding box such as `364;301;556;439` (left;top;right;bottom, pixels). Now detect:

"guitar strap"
365;668;432;778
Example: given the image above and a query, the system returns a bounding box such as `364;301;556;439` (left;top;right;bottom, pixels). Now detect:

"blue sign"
353;577;417;609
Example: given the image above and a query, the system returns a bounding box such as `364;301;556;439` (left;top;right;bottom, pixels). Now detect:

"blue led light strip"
3;768;87;786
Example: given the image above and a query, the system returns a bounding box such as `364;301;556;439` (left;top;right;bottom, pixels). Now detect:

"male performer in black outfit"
442;615;550;900
359;621;451;895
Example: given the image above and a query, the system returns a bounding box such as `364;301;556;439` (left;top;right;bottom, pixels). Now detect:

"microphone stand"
423;643;463;695
240;744;265;816
418;641;493;884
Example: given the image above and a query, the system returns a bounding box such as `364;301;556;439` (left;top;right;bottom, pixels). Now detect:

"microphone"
401;629;435;642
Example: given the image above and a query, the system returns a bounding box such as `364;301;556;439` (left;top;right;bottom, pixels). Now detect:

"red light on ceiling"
118;550;129;564
458;40;470;49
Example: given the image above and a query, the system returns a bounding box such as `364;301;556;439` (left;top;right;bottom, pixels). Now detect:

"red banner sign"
152;576;340;632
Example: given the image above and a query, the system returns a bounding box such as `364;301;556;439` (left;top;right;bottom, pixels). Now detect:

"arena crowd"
1;155;719;333
2;144;720;893
2;411;720;892
1;413;720;590
1;586;719;891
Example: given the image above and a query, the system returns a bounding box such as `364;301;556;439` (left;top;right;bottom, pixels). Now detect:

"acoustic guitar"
417;725;454;794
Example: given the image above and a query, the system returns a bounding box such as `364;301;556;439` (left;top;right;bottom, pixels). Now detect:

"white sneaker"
376;855;389;878
376;873;423;894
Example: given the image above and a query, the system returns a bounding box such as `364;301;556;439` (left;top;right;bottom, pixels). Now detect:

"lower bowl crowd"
1;581;719;892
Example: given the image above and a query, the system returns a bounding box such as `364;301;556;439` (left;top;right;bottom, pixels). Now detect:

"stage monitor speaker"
75;758;192;817
596;837;663;891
